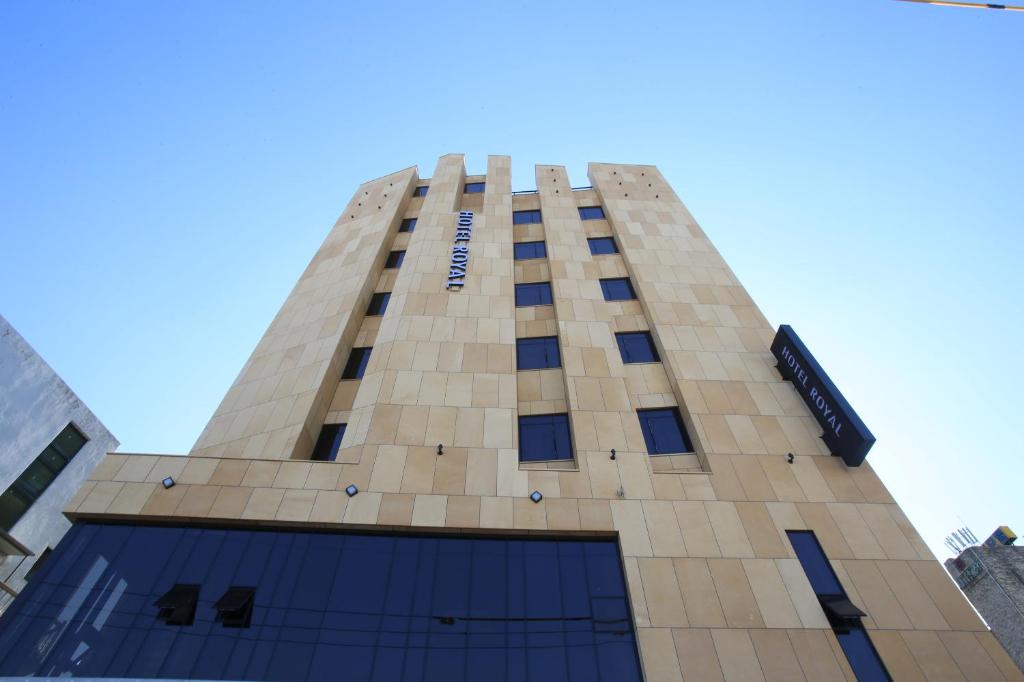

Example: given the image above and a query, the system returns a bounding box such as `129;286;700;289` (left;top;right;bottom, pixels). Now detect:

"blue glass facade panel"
516;336;561;370
513;241;547;260
515;282;553;307
586;237;618;255
0;524;642;681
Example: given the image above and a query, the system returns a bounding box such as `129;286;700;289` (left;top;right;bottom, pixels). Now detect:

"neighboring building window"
399;218;417;233
366;292;390;316
787;531;891;681
514;282;553;307
578;206;605;220
384;250;405;269
637;408;693;455
587;237;619;255
0;423;88;532
616;332;659;364
341;347;372;380
600;278;636;301
518;414;573;462
516;336;561;370
512;209;542;225
513;241;546;260
412;186;428;197
311;424;347;462
464;182;485;194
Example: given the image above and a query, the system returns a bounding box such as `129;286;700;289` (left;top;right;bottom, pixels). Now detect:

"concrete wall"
948;545;1024;671
0;315;118;606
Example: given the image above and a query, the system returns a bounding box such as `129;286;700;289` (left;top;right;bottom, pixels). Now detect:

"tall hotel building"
0;155;1018;681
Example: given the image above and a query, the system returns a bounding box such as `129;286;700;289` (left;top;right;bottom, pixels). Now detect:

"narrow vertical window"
311;424;347;462
787;531;891;681
341;348;372;380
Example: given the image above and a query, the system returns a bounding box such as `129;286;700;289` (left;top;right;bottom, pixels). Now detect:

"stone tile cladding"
70;155;1022;681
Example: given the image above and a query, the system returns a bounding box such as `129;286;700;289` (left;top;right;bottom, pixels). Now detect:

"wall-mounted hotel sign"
771;325;875;466
446;211;474;289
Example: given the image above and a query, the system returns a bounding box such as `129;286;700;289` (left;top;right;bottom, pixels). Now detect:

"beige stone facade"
67;155;1021;680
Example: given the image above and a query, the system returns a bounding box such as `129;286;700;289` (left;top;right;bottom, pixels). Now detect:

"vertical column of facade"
337;154;517;526
534;166;655;503
190;167;417;461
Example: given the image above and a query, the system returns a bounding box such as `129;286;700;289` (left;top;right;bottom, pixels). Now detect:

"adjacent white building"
0;314;117;610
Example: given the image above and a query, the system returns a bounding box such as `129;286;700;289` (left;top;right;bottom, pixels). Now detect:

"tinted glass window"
512;209;542;225
600;278;636;301
578;206;605;220
587;237;618;255
463;182;485;194
616;332;659;364
412;186;428;197
518;414;573;461
398;218;417;233
836;626;892;682
637;408;693;455
0;524;643;681
786;530;844;595
366;292;390;316
341;347;372;380
384;250;405;268
513;241;546;260
0;424;87;532
310;424;346;462
516;337;561;370
515;282;553;307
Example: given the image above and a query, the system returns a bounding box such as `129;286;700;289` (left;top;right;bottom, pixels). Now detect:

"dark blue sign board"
770;325;875;467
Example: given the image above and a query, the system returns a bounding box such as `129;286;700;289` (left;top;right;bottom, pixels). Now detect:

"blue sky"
1;1;1021;558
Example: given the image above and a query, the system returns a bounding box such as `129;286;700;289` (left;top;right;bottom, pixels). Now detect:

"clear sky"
2;1;1021;559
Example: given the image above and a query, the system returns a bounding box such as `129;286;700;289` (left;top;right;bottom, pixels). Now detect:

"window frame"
599;277;637;301
516;336;562;370
616;331;660;364
637;408;694;456
514;282;553;307
513;241;547;261
518;413;574;462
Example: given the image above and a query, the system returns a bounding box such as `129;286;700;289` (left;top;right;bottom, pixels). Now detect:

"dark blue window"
787;531;891;681
412;186;428;197
366;293;390;316
519;414;573;462
398;218;417;233
513;241;546;260
787;531;844;595
310;423;346;461
600;278;636;301
637;408;693;455
578;206;605;220
341;347;371;380
463;182;485;194
587;237;618;255
512;209;542;225
516;337;561;370
0;424;87;532
616;332;659;364
384;250;405;268
515;282;553;307
0;524;643;681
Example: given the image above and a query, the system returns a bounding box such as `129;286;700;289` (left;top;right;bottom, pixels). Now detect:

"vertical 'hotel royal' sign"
770;325;875;467
446;211;474;289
